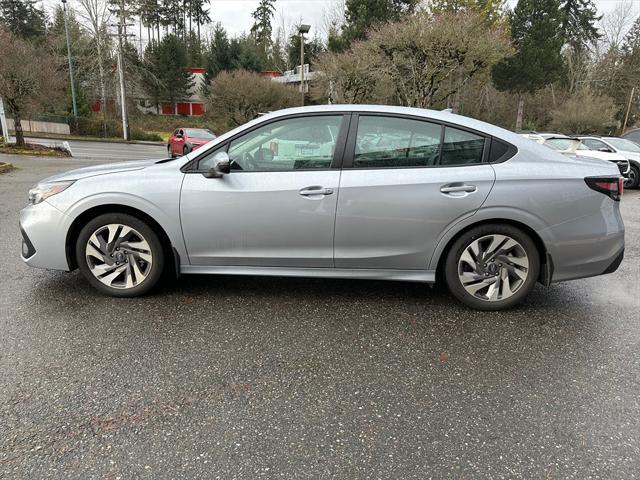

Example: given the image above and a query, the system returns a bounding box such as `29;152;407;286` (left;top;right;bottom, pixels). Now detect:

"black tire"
626;164;639;190
167;145;173;158
75;213;165;297
183;145;190;156
444;224;540;311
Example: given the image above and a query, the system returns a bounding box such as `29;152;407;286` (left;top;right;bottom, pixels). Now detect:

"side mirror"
598;147;612;153
203;151;231;178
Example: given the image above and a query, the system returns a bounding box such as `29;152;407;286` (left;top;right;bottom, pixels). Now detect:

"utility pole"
61;0;78;120
623;87;635;135
298;24;310;107
110;0;134;141
0;97;9;143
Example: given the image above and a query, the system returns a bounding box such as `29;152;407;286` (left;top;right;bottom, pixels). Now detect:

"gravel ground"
1;154;639;479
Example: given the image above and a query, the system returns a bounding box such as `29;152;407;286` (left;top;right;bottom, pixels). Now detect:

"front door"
180;114;348;267
334;115;496;270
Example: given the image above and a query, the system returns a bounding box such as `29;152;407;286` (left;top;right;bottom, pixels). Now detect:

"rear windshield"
186;129;216;139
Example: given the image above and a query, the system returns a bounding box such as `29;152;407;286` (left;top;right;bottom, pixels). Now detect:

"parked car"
541;135;631;179
20;105;625;310
577;136;640;189
168;128;216;157
621;128;640;145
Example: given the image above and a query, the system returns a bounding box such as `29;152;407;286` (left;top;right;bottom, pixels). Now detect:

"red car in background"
168;128;216;157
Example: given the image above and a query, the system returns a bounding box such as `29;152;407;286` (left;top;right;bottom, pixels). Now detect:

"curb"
0;162;14;174
22;134;165;146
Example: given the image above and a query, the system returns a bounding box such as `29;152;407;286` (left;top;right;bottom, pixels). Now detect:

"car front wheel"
75;213;164;297
625;165;639;189
444;224;540;310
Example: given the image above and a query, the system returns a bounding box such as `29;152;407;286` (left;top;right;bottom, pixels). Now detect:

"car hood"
616;150;640;161
576;151;627;161
40;159;165;183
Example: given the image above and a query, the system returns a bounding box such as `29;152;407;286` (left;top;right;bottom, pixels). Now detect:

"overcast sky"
41;0;638;42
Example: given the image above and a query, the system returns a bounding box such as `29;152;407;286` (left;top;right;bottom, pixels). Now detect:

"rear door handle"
299;186;334;196
440;184;477;194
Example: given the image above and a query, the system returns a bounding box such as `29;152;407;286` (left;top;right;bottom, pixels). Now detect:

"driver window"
227;115;343;171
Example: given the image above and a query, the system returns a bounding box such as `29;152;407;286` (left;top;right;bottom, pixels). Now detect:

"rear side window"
353;116;442;168
441;127;485;166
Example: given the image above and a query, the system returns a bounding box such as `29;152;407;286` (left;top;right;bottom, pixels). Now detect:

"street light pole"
298;24;311;107
61;0;78;119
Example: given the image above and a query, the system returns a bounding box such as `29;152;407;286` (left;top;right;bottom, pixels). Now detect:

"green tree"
430;0;506;24
338;0;418;48
142;34;194;112
560;0;601;51
0;0;46;40
229;36;264;72
250;0;275;57
48;6;94;117
205;23;231;82
492;0;565;130
287;31;325;70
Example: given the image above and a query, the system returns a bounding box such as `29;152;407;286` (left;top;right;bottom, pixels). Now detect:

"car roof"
261;104;525;144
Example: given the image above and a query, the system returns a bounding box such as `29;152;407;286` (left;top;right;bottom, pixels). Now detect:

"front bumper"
20;201;71;271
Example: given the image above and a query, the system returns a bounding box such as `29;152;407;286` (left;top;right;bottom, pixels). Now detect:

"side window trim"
343;113;490;170
183;112;352;173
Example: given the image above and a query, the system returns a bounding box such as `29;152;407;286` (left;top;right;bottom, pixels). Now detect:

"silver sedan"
20;105;625;310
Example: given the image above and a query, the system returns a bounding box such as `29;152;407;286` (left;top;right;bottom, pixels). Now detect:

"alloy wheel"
624;168;636;188
457;234;530;302
85;224;153;289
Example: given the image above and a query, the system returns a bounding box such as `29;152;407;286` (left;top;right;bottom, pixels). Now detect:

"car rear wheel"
444;224;540;310
75;213;164;297
183;145;190;156
625;165;639;189
167;145;173;158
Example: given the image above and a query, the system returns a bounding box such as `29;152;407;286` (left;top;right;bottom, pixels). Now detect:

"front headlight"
28;181;75;205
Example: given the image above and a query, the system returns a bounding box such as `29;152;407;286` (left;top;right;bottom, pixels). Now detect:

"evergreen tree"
560;0;601;51
492;0;565;130
250;0;276;60
0;0;46;41
339;0;418;47
229;36;264;72
286;32;325;70
204;23;231;82
142;34;194;111
430;0;506;24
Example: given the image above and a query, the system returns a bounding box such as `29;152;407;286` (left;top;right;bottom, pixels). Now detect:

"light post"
298;24;311;107
61;0;79;120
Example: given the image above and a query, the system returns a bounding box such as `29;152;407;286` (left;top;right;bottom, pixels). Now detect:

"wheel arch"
65;204;179;276
434;218;551;286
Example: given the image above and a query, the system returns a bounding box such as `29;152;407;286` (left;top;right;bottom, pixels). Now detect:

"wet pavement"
1;154;639;479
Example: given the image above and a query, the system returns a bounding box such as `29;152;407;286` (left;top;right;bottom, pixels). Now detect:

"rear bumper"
20;201;71;271
541;203;625;283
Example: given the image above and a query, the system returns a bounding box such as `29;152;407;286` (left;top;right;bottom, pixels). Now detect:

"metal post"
298;24;310;107
0;97;9;142
623;87;635;135
62;0;78;119
116;0;129;141
300;32;305;106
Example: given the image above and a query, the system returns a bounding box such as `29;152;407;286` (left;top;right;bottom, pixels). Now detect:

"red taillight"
585;176;622;201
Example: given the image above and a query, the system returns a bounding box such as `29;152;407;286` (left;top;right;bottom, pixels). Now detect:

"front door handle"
299;186;334;196
440;184;477;194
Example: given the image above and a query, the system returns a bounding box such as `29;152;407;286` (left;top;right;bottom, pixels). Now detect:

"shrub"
549;90;618;134
206;70;299;129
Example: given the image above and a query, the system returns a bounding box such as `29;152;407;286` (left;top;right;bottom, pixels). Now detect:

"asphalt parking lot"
1;154;639;479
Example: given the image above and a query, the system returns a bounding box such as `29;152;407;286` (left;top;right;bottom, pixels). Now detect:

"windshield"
605;137;640;152
186;129;216;139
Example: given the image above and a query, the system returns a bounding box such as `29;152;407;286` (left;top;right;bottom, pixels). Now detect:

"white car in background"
577;136;640;189
523;135;631;181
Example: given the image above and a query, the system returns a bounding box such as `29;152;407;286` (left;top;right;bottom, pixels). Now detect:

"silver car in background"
20;106;625;310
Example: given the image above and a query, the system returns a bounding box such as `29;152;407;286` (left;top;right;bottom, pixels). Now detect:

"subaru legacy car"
20;106;625;310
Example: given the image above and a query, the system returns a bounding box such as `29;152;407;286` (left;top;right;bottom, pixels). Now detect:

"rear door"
334;114;496;270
